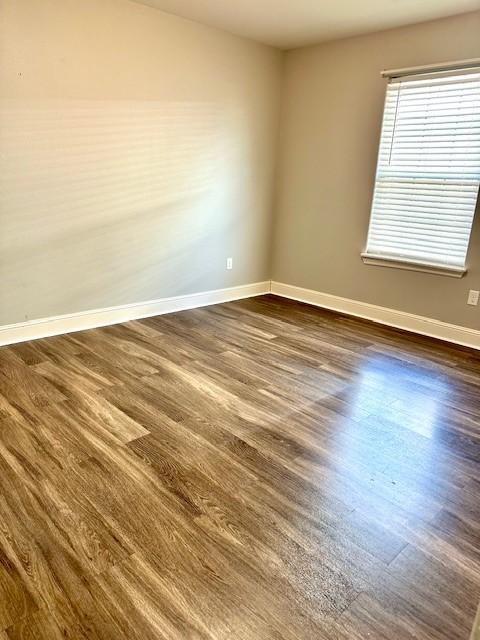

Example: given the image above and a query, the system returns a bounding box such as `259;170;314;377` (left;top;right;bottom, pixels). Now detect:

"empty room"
1;0;480;638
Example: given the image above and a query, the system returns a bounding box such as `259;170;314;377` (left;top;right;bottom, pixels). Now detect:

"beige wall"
2;3;479;332
0;0;283;325
272;11;480;330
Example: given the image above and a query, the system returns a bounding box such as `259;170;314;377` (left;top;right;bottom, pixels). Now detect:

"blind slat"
366;68;480;269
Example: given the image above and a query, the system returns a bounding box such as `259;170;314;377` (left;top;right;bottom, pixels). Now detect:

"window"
363;65;480;276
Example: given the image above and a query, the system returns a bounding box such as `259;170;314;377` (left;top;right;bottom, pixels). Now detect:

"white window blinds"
363;67;480;275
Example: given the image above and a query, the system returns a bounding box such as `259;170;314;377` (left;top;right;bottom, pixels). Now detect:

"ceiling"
130;0;480;49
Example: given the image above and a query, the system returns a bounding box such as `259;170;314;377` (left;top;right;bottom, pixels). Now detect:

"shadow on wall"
0;99;243;323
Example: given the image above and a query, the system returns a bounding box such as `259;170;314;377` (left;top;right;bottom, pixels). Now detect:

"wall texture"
0;0;283;325
272;11;480;330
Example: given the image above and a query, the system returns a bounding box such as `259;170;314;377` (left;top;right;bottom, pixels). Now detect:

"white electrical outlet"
467;290;479;306
226;257;233;270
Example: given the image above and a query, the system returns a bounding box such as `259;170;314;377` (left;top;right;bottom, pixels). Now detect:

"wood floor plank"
389;544;480;635
0;364;66;415
0;294;479;639
0;545;37;632
5;608;81;640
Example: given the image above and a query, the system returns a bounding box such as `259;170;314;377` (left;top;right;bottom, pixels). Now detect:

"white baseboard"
3;279;478;351
271;281;480;350
0;281;271;347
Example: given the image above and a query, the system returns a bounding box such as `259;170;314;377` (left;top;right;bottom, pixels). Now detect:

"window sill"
361;253;466;278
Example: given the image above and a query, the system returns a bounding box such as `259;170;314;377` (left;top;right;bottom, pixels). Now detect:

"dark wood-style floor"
0;294;479;640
